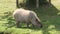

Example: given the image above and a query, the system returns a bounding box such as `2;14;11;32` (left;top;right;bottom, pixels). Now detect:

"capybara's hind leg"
16;21;20;28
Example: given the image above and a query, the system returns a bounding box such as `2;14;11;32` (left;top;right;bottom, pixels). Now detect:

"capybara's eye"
36;19;38;21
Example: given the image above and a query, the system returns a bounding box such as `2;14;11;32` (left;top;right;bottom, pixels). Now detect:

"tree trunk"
36;0;39;8
16;0;19;8
49;0;51;6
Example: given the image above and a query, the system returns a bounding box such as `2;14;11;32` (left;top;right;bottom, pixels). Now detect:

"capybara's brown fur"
13;8;43;28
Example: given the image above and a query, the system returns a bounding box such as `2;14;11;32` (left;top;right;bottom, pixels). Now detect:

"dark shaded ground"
18;2;60;34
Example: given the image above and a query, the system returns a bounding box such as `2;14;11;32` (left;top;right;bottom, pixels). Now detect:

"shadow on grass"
16;26;42;30
36;4;60;34
18;2;60;34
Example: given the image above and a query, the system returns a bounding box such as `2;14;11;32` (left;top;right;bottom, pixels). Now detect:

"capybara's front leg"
26;23;30;28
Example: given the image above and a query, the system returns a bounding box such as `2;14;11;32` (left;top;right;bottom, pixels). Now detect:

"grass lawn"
0;0;60;34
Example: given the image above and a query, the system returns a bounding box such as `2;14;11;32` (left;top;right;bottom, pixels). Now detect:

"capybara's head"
35;19;43;28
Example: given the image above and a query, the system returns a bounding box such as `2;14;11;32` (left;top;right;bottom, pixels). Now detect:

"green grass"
0;0;60;34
